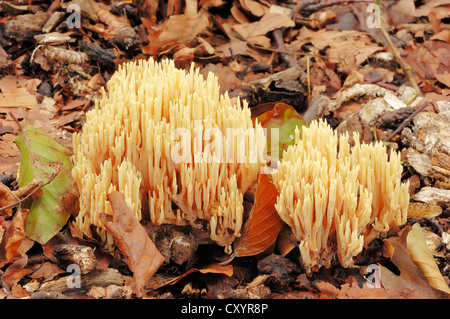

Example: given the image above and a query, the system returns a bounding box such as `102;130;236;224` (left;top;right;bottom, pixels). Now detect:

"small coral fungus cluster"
273;120;409;272
72;58;266;252
72;58;409;272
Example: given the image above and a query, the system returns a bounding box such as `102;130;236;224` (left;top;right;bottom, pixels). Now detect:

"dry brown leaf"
133;0;159;17
0;75;38;108
381;224;449;298
239;0;268;17
406;223;450;295
1;256;33;288
29;261;65;282
404;40;450;82
414;0;450;19
0;45;11;69
143;12;209;55
233;174;284;257
231;3;250;24
101;191;164;296
276;226;298;257
388;0;417;25
167;263;234;286
232;12;294;42
0;208;29;268
0;89;37;108
293;29;382;66
435;71;450;88
0;182;17;217
336;278;414;299
201;63;241;93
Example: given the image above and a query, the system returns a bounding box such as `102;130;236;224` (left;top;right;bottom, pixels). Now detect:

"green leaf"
256;102;307;161
15;124;77;244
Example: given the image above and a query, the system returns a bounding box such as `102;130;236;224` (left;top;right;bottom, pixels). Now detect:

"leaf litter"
0;0;449;300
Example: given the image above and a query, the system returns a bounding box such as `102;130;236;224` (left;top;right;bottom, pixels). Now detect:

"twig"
306;56;311;105
0;165;62;212
271;0;312;67
272;29;298;67
383;100;429;142
242;40;330;60
379;22;422;97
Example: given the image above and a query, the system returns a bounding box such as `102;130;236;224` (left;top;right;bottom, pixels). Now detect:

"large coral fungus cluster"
273;120;409;272
72;58;266;252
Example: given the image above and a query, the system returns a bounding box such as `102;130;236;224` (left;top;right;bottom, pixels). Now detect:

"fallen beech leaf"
406;223;450;295
2;256;33;288
0;89;37;108
143;12;209;55
0;208;29;268
233;173;283;257
167;263;233;286
29;261;65;282
381;224;448;298
0;76;38;109
0;182;17;217
15;124;77;244
239;0;267;17
256;102;307;162
101;191;164;296
233;12;294;40
435;71;450;88
336;277;415;299
276;225;298;256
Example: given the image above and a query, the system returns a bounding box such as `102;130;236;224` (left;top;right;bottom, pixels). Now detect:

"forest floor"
0;0;449;300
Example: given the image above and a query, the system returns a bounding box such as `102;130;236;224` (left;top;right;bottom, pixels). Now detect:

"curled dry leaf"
232;173;284;258
0;208;29;268
406;223;450;295
100;191;164;296
168;263;234;286
0;182;17;217
145;263;233;290
382;223;450;298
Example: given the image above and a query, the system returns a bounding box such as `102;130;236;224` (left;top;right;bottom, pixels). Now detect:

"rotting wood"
39;268;124;295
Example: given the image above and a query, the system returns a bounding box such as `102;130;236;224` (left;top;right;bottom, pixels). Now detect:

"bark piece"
4;11;49;42
53;244;96;275
39;268;124;295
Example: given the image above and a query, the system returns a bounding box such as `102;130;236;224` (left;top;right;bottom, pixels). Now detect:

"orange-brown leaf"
0;208;29;268
406;223;450;295
233;174;283;257
381;224;449;298
168;263;233;286
101;191;164;296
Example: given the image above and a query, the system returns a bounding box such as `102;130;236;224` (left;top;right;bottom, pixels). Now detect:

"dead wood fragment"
42;12;67;33
39;268;124;295
4;11;49;42
42;46;89;65
412;187;450;208
257;254;298;290
34;32;74;45
80;42;115;69
154;225;197;267
220;275;271;299
53;244;97;275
